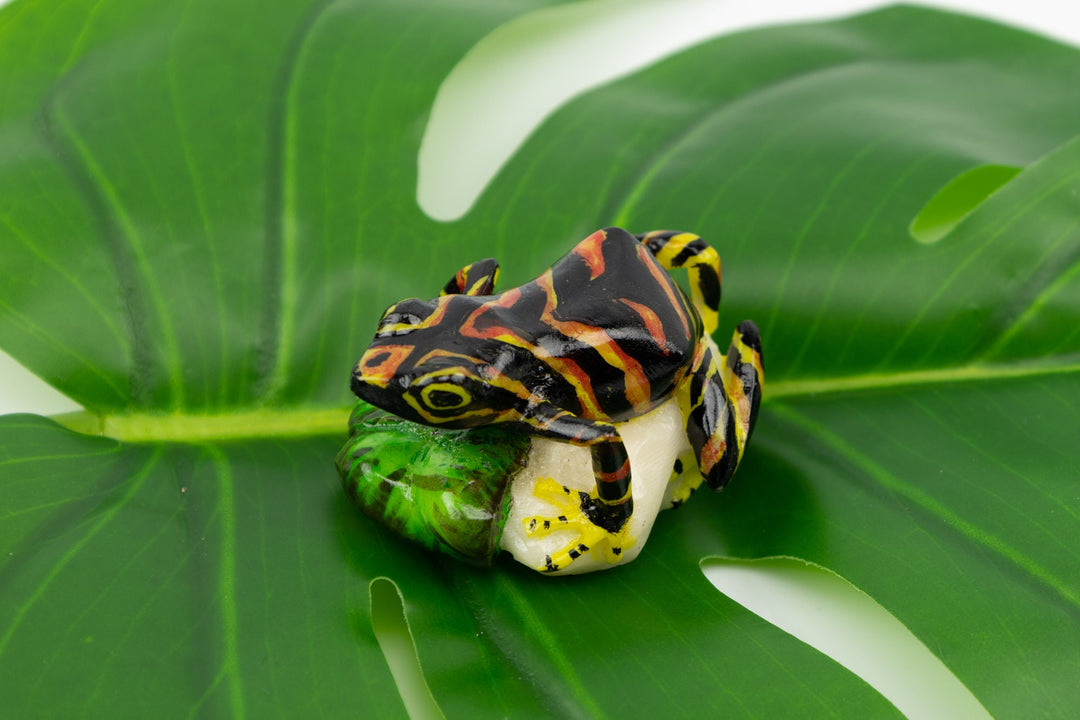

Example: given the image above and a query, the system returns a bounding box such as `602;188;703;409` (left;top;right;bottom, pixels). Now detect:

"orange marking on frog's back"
536;271;653;413
573;229;608;280
618;297;669;352
638;243;692;339
458;288;522;341
459;286;607;418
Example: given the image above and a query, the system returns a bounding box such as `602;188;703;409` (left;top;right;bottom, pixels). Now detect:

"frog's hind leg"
663;449;705;510
441;258;500;296
636;230;721;335
683;321;764;490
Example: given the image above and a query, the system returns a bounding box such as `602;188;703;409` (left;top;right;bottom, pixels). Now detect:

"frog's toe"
522;478;587;541
540;526;617;572
528;477;577;511
522;478;636;573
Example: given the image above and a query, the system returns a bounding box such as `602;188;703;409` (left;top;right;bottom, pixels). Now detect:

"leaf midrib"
45;356;1080;443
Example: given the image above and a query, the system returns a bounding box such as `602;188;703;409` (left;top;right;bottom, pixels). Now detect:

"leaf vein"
258;0;343;405
0;447;163;656
771;404;1080;611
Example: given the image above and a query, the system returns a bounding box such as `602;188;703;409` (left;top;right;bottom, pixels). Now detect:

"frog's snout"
352;344;415;393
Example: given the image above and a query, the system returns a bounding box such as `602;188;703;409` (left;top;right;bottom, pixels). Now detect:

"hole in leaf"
370;577;446;720
909;164;1021;244
0;348;84;416
701;557;991;720
417;0;740;222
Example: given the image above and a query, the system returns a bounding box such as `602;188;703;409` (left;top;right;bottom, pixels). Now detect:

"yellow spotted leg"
636;230;721;335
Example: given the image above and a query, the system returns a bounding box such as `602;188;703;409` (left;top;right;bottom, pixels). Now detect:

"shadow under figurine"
336;226;762;574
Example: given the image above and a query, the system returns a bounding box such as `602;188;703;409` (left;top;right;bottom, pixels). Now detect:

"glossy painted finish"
350;227;763;571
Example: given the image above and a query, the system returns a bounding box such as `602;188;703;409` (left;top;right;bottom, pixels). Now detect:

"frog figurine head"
351;296;514;430
352;256;533;430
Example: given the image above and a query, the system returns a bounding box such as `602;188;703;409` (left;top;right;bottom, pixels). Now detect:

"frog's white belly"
500;396;693;575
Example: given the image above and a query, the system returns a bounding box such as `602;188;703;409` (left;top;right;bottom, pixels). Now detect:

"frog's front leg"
519;404;636;572
525;477;636;572
441;257;500;296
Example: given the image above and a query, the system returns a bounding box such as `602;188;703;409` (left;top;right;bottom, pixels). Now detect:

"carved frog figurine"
351;227;763;572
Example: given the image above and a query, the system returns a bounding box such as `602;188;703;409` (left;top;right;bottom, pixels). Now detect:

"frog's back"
546;228;698;329
505;227;702;420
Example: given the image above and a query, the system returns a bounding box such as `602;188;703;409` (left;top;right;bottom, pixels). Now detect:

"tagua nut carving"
337;227;762;574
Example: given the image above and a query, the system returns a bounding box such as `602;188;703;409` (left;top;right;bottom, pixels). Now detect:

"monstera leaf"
2;1;1079;717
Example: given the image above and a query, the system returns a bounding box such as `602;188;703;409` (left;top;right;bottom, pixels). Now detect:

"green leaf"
2;2;1080;717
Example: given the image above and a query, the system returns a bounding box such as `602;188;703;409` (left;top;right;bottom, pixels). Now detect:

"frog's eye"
375;299;433;338
420;382;471;410
376;311;423;337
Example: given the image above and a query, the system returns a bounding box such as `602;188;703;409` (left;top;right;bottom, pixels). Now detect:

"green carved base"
335;400;532;565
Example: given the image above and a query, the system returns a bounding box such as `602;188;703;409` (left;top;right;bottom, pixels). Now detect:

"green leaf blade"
722;374;1080;717
0;417;410;717
3;3;1080;717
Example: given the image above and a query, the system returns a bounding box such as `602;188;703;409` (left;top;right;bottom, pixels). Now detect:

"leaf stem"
45;357;1079;443
51;407;348;443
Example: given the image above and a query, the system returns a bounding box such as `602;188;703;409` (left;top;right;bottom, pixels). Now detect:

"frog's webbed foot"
523;478;636;573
